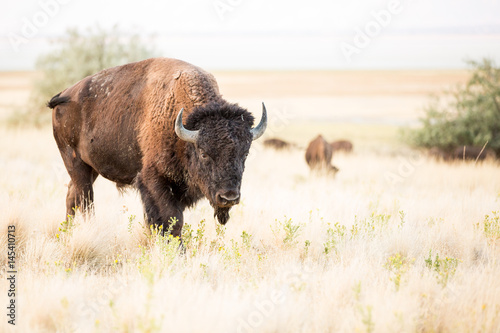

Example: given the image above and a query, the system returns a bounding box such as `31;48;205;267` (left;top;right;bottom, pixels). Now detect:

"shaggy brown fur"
49;58;263;236
305;135;339;174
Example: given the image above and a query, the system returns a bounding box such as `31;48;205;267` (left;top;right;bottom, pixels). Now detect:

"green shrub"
323;222;346;255
404;58;500;155
384;253;414;291
424;250;460;287
475;211;500;241
271;216;303;248
9;26;155;127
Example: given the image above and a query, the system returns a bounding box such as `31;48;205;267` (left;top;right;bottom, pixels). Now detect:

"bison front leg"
136;172;185;238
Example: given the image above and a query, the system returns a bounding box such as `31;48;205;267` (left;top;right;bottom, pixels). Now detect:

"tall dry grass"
0;127;499;333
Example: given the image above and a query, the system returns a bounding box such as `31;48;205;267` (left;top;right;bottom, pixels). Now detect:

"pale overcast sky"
1;0;500;70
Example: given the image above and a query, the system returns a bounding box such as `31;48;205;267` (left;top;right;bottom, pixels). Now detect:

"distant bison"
428;146;496;162
452;145;496;161
305;135;339;174
263;138;292;150
428;147;451;161
330;140;353;153
48;58;267;237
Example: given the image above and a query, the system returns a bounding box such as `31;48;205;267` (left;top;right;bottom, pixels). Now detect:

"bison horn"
251;103;268;141
175;108;199;143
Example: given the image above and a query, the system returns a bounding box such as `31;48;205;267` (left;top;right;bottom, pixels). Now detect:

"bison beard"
214;206;231;225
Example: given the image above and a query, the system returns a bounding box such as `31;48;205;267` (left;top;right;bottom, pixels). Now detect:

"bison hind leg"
65;168;99;219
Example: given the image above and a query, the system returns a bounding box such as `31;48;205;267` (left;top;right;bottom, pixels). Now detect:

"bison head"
175;101;267;224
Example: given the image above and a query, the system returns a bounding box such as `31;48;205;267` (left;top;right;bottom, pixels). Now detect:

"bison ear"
251;103;267;141
175;108;199;143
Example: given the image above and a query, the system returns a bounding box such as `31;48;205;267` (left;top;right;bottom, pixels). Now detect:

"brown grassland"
1;70;499;332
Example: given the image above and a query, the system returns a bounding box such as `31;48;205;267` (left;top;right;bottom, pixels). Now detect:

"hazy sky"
1;0;500;70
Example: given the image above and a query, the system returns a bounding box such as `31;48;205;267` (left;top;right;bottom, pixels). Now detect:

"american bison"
305;135;339;174
263;138;292;150
48;58;267;237
330;140;353;153
427;147;451;161
453;145;496;161
427;146;496;162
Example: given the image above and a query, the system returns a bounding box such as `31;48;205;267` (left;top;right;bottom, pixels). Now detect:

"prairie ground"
1;70;499;332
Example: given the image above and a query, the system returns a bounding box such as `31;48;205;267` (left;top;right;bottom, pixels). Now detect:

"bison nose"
216;190;240;207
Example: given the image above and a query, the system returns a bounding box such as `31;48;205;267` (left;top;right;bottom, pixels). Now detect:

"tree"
404;58;500;155
10;26;156;127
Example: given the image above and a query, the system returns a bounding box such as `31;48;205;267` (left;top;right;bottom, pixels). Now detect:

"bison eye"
199;150;209;160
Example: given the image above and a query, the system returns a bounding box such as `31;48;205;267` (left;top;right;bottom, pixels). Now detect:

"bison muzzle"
48;58;267;237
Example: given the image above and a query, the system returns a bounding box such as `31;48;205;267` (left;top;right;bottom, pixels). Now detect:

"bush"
9;26;156;127
404;58;500;155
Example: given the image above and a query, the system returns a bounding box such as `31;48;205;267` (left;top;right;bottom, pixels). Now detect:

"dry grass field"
1;70;499;332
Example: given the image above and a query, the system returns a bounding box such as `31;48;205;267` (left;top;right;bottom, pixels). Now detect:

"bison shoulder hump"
179;69;219;104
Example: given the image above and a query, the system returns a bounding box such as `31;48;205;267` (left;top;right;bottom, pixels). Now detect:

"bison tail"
47;92;70;109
